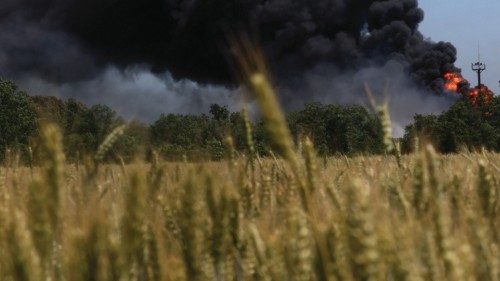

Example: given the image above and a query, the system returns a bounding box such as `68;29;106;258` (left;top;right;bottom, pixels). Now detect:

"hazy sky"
419;0;500;91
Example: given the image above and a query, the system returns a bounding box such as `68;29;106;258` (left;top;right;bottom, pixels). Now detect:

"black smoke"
1;0;460;88
0;0;463;133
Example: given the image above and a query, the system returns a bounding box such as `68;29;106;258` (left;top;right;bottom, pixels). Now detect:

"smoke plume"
0;0;463;131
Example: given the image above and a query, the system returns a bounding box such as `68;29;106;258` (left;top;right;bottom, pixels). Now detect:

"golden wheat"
0;41;498;281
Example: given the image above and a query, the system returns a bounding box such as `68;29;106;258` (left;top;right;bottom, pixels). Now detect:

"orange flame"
468;85;494;106
443;71;494;106
444;72;466;92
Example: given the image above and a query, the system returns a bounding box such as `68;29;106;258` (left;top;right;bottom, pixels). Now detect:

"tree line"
1;78;499;164
402;96;500;153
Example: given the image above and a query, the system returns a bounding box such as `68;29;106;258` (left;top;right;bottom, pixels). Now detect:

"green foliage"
0;79;37;161
151;114;207;148
288;103;384;155
207;138;224;161
403;97;500;153
209;104;230;122
151;105;235;159
113;122;150;162
31;96;65;125
3;77;500;162
149;103;385;159
31;95;147;163
402;114;440;152
79;104;121;151
228;112;247;151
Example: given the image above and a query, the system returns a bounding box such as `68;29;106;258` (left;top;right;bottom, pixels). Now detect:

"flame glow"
443;71;494;106
468;85;494;105
444;72;466;92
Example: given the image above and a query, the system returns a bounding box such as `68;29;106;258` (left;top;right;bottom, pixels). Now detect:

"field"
0;52;499;281
0;138;498;280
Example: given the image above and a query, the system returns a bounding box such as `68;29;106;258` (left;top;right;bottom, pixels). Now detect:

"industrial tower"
471;61;486;88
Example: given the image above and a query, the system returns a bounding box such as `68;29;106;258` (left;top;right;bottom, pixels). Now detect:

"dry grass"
0;42;498;281
0;147;498;280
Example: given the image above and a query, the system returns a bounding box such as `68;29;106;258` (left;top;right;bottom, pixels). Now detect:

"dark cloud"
19;67;241;122
0;0;464;132
0;16;100;83
1;0;461;88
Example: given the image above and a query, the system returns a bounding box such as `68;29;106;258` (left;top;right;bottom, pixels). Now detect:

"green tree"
62;99;88;159
30;96;65;125
402;114;439;152
209;104;230;122
288;103;383;155
113;122;150;162
151;114;205;147
403;97;500;153
78;104;121;152
207;138;224;160
0;79;37;161
229;112;247;151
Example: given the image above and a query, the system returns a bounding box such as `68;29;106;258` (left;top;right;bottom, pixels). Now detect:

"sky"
3;0;497;126
419;0;500;91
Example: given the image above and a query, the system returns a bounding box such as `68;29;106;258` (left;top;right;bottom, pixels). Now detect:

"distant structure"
444;47;494;104
467;48;494;105
471;60;486;88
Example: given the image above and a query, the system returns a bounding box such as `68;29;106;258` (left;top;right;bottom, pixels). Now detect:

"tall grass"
0;41;498;281
0;141;498;280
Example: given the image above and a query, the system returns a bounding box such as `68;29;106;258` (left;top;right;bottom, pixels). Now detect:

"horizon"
1;0;496;127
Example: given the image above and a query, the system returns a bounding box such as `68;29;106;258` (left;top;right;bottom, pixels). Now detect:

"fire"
468;84;494;105
444;72;466;92
443;71;494;106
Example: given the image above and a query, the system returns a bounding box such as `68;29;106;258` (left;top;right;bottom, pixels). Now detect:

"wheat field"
0;126;498;280
0;46;499;281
